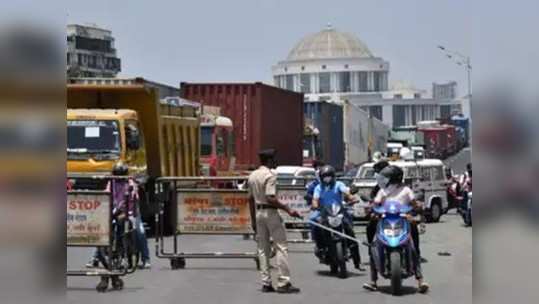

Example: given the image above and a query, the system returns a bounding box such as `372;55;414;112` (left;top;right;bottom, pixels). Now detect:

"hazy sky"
64;0;537;96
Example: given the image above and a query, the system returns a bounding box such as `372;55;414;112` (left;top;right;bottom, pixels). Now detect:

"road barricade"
155;176;259;270
66;175;139;292
276;177;314;243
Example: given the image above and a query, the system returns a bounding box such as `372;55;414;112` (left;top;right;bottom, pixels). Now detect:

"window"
406;167;419;179
319;72;330;93
420;167;432;181
67;53;70;65
300;74;311;93
432;166;444;181
321;65;327;69
414;93;421;99
393;105;406;128
344;64;349;69
285;74;294;91
338;71;351;92
369;106;383;121
301;66;305;71
358;72;368;92
201;127;213;156
394;94;403;99
373;71;381;91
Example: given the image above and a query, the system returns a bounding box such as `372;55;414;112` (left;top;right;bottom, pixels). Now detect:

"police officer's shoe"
276;283;300;294
261;284;275;293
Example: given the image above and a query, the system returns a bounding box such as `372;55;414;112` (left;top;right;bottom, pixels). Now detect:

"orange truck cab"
199;106;235;176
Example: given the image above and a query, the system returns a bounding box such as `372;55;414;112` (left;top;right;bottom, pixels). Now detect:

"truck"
181;82;304;170
304;101;388;171
417;126;451;159
199;105;236;176
304;101;344;170
67;77;201;232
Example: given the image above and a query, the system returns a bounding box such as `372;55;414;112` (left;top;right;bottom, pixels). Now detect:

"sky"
62;0;537;97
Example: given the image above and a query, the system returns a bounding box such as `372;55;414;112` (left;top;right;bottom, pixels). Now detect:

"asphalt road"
445;147;472;174
67;212;472;304
67;148;473;304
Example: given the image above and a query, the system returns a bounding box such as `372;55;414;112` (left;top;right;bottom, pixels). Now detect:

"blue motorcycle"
370;200;419;295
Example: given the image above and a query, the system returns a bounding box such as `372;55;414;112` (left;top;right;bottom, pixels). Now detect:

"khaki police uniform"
248;166;290;287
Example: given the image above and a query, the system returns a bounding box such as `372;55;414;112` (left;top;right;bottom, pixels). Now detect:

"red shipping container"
181;82;304;170
418;127;451;159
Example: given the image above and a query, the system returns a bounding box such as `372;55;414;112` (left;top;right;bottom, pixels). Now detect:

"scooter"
316;201;356;279
370;200;418;295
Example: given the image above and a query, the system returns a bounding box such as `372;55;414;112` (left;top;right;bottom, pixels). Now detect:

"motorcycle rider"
311;165;364;271
305;160;324;240
459;163;472;212
446;167;463;210
366;159;390;245
363;165;429;293
86;162;151;269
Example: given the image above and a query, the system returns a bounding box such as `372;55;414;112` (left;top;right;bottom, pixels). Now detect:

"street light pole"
437;45;472;99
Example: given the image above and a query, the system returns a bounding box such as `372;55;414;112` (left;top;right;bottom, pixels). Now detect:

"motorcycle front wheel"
390;251;402;295
336;242;348;279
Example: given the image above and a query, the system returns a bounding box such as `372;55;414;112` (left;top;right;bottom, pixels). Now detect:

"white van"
352;159;448;222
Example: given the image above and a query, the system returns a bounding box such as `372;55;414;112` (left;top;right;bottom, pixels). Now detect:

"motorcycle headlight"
383;228;403;237
328;214;344;228
382;221;404;237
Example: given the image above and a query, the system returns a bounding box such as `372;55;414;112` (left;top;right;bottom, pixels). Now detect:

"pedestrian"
248;149;301;293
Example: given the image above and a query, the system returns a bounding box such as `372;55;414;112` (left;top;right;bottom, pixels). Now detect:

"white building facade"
272;25;461;128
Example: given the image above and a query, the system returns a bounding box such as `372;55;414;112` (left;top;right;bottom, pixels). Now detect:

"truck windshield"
67;120;120;159
201;126;213;156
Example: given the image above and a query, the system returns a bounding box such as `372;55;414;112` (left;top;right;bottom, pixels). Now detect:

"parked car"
275;166;316;187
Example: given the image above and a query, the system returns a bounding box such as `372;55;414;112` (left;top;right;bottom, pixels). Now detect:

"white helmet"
372;151;383;163
399;147;414;160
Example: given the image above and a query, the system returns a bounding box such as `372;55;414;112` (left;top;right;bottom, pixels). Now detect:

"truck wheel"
390;251;402;295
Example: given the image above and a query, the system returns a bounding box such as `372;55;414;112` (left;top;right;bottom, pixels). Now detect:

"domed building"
272;24;389;103
273;25;462;128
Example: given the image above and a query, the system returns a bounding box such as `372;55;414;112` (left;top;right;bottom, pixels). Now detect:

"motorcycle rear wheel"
390;251;402;295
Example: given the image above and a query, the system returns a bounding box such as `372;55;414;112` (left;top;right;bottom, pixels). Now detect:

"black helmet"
379;165;403;185
319;165;336;185
373;160;390;173
112;162;128;176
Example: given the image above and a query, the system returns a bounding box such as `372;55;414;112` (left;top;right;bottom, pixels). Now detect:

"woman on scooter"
363;165;429;293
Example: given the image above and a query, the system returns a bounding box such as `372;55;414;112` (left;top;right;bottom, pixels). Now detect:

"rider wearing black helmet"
364;165;429;293
311;165;364;271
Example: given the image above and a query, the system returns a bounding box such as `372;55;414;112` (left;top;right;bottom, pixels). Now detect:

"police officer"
248;149;301;294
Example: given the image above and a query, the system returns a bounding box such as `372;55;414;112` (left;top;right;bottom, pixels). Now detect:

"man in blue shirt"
311;165;364;270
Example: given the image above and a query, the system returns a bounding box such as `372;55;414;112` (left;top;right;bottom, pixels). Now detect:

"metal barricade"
66;175;139;292
155;176;259;270
276;176;314;243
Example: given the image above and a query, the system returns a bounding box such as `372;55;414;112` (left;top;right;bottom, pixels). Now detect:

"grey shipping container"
304;101;345;171
180;82;304;170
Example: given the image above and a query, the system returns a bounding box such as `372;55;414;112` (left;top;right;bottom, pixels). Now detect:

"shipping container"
181;82;304;170
304;101;344;170
451;114;470;146
418;127;451;159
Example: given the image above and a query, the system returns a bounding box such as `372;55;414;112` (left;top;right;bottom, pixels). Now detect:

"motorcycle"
315;201;357;278
370;200;418;295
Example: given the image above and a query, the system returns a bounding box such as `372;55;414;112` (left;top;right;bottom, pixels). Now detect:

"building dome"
286;25;373;61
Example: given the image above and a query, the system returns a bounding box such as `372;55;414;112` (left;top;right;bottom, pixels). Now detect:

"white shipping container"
343;103;388;168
